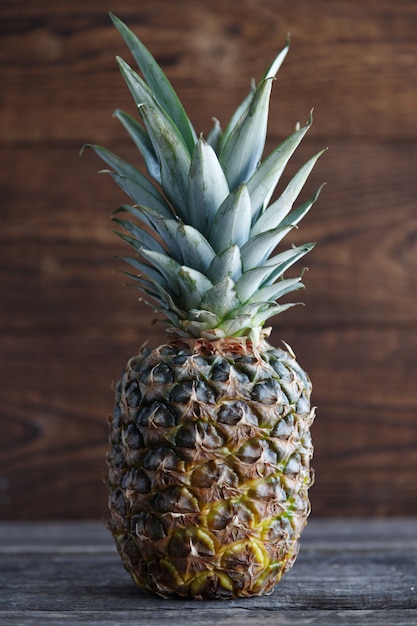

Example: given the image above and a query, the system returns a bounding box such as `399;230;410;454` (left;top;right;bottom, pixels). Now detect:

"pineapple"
91;13;324;599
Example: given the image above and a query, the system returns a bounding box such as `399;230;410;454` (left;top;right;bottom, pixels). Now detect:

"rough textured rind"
107;336;315;599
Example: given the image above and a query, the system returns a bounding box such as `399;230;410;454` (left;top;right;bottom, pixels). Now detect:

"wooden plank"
1;0;417;142
2;609;417;626
1;610;417;626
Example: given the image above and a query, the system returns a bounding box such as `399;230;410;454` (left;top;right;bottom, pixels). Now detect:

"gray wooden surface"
0;519;416;625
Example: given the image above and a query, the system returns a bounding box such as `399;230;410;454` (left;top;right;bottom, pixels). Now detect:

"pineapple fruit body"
90;13;324;600
108;336;314;599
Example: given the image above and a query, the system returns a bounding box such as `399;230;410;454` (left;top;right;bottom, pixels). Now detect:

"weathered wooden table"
1;519;416;625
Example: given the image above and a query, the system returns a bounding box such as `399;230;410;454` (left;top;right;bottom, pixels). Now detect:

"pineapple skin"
107;335;315;599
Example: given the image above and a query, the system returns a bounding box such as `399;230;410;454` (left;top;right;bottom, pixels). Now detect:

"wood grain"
1;0;417;519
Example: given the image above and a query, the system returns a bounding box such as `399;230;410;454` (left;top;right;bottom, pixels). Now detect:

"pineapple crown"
88;13;325;345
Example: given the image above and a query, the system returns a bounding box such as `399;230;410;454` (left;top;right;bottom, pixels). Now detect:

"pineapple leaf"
262;37;290;79
113;230;154;256
108;172;171;216
181;312;221;337
188;136;230;236
88;144;171;216
247;276;304;305
263;243;315;283
140;249;182;296
247;115;313;222
206;118;223;153
252;302;300;326
141;250;213;310
112;217;166;255
240;224;294;271
200;277;240;318
206;244;242;284
218;81;255;155
138;102;191;220
177;266;214;310
250;149;325;237
235;242;314;303
110;13;197;153
176;223;217;273
139;208;216;273
218;315;254;337
113;109;161;183
219;78;274;190
119;256;170;289
279;184;325;228
209;183;252;253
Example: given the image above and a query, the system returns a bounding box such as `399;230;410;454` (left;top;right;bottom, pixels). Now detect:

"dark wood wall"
1;0;416;519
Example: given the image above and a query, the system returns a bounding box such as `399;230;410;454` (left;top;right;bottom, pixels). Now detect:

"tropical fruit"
91;13;323;599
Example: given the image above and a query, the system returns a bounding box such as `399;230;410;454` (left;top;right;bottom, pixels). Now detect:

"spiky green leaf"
247;276;304;304
110;12;197;153
138;103;191;219
209;184;252;253
201;277;240;318
113;109;161;183
235;243;314;303
206;245;242;284
88;144;171;215
262;37;290;79
279;184;325;229
140;249;182;297
188;136;230;236
177;266;214;310
252;302;300;326
247;115;313;222
206;118;223;153
250;149;325;237
138;208;216;273
112;217;165;254
240;224;294;271
218;82;255;155
219;78;274;189
119;256;169;289
175;223;217;273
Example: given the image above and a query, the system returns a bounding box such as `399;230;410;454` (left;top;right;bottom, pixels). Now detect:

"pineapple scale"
107;336;315;599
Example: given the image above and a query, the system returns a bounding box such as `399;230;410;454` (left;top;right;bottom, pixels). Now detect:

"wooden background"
1;0;416;520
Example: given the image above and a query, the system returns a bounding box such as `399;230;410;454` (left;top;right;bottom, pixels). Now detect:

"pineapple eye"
110;489;126;516
150;363;174;384
124;380;141;407
121;469;150;494
175;423;197;448
210;358;231;382
252;379;287;405
206;500;233;530
221;540;268;573
217;400;259;426
153;486;200;513
133;512;166;541
122;424;144;449
271;415;295;439
190;460;239;489
134;401;176;427
170;380;216;404
169;528;215;558
284;453;303;477
236;438;264;464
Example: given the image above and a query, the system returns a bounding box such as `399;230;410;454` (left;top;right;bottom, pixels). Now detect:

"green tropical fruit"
91;13;323;599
